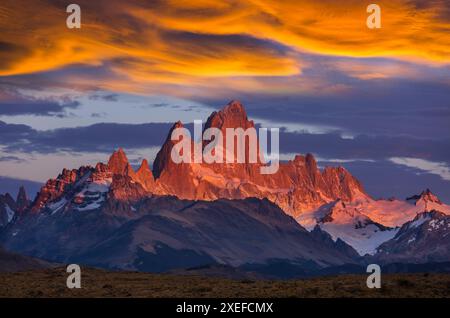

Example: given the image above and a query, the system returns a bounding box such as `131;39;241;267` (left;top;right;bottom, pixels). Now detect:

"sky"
0;0;449;202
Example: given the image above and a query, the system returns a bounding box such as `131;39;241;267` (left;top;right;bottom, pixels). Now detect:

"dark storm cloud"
88;93;119;102
0;120;449;165
0;41;31;69
163;30;290;56
0;121;174;153
279;131;450;164
198;78;450;140
0;100;80;116
0;121;34;139
0;155;24;163
0;88;81;117
0;63;116;92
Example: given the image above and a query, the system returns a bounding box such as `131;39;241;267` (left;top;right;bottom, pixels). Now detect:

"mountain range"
1;101;449;275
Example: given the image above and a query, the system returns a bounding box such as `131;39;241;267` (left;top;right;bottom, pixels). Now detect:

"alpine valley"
1;101;449;277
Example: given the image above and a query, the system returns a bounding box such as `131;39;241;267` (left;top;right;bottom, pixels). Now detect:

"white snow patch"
49;198;67;215
298;200;399;255
76;202;102;211
428;219;445;231
329;196;450;228
81;179;111;194
320;222;398;256
73;177;111;211
408;215;431;229
5;205;15;223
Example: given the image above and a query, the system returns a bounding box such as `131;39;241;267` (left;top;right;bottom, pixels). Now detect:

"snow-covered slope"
297;189;450;256
376;210;450;263
346;189;450;228
298;200;398;256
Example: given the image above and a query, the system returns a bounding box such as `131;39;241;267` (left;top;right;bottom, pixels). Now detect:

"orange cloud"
131;0;450;62
0;0;299;78
330;59;422;80
0;0;449;95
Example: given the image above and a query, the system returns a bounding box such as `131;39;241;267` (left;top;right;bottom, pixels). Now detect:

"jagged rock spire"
204;100;254;133
407;188;442;205
152;121;186;179
135;159;155;191
136;159;151;176
108;148;131;175
16;186;29;210
203;100;260;164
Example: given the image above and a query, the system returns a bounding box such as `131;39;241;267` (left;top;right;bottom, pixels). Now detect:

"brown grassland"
0;268;449;298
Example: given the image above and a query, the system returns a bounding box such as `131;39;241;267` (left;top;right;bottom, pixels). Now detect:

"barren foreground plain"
1;268;449;298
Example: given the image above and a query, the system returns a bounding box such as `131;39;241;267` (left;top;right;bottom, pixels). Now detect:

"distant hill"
0;246;53;272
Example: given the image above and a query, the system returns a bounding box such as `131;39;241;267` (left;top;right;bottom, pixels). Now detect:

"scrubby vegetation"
0;268;449;298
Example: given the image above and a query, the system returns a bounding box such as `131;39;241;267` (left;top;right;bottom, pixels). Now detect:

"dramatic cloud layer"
1;120;449;166
0;0;449;95
0;1;449;202
0;121;172;153
0;88;80;116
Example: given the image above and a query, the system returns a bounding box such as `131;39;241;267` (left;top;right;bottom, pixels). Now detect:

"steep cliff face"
30;166;91;213
203;100;260;165
204;100;255;133
16;186;30;212
152;121;186;179
107;148;130;175
150;101;367;217
26;101;367;219
135;159;155;191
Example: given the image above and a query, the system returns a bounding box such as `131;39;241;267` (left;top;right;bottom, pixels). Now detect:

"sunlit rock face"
150;100;367;218
24;101;366;220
